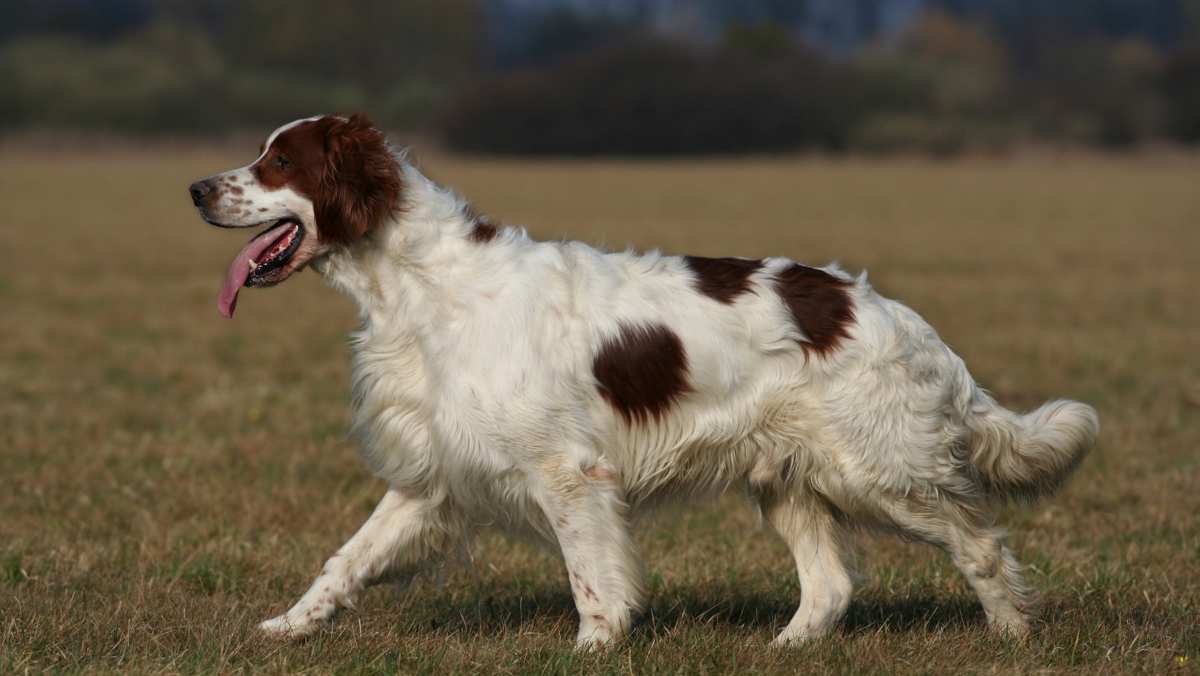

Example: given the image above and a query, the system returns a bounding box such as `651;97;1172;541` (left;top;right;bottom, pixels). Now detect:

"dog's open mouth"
218;219;304;318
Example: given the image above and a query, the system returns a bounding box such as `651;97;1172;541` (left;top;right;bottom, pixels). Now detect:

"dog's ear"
314;113;402;246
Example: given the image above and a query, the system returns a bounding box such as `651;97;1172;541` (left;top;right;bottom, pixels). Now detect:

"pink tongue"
217;223;295;318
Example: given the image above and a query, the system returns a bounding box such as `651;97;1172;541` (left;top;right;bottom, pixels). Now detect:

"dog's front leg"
260;486;456;638
536;454;645;650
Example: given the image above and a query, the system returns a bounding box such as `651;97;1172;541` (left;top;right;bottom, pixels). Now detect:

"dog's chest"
347;331;440;485
347;329;519;489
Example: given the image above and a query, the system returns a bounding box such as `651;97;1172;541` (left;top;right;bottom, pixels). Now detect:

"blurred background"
3;2;1199;673
2;0;1200;155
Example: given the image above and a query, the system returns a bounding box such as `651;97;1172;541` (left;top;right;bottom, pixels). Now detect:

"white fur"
228;142;1097;647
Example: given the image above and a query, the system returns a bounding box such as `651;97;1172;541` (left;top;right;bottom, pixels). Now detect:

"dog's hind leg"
951;528;1036;637
759;487;856;645
879;496;1036;637
259;486;459;638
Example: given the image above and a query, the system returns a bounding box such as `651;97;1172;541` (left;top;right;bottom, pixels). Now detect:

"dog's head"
188;114;401;318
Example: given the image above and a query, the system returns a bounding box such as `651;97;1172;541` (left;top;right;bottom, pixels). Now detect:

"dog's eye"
275;155;291;170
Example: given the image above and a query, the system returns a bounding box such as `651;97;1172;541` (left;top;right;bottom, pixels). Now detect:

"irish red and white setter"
189;114;1098;648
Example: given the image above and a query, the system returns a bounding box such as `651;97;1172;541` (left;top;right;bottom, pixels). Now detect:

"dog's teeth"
248;260;257;271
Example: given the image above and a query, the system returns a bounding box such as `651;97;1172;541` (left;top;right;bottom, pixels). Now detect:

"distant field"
1;147;1198;674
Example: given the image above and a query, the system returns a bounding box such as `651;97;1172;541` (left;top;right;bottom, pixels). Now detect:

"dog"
188;114;1098;648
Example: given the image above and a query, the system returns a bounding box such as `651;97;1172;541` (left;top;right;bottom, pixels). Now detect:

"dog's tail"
965;394;1099;502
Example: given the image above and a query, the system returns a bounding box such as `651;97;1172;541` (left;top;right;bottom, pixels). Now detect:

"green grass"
1;146;1198;673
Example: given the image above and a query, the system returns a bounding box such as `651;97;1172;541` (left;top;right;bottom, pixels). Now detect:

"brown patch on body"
593;323;692;425
683;256;763;304
774;264;855;357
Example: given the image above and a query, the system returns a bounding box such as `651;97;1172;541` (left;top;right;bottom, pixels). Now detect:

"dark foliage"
1163;46;1200;142
0;0;151;43
1;1;1199;153
442;37;861;156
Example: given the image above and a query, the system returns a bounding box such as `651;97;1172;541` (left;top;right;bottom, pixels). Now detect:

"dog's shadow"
653;591;985;636
405;587;987;638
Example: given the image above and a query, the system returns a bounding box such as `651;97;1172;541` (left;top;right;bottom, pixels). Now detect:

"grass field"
2;146;1198;674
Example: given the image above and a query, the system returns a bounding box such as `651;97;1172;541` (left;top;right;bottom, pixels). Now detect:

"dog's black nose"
189;180;212;206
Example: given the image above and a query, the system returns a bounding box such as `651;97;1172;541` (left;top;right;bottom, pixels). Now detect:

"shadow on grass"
647;591;986;636
403;586;988;638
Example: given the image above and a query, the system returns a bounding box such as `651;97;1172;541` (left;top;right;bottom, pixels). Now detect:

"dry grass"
1;146;1198;674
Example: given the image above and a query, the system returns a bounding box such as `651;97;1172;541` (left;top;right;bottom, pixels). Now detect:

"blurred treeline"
2;0;1200;155
0;0;482;135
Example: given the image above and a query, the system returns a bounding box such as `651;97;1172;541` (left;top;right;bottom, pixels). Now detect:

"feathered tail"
966;396;1099;502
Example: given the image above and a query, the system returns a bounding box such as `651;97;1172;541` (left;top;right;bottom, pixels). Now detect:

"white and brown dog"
189;114;1098;648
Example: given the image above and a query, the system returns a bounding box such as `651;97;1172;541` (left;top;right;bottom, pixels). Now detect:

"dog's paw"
989;615;1032;640
574;615;623;651
259;614;321;640
771;631;815;648
771;623;833;647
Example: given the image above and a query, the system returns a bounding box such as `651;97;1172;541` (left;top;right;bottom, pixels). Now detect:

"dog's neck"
313;160;518;334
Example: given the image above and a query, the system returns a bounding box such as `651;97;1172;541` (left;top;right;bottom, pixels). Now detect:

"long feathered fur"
967;395;1099;502
193;116;1099;648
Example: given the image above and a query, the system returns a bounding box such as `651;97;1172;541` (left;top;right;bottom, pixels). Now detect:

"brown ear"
315;113;402;246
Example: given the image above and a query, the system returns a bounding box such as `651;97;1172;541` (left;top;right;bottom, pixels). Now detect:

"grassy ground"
1;146;1198;674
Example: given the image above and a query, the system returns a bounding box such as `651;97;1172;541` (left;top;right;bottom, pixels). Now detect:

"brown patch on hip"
683;256;763;304
774;264;855;357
